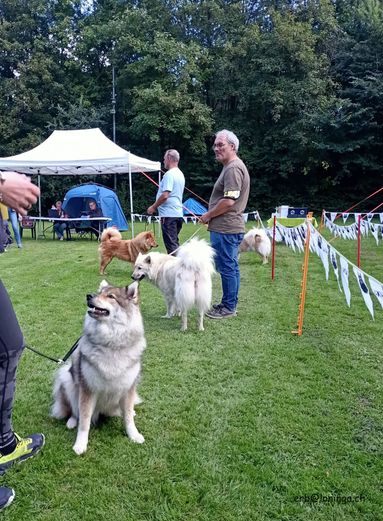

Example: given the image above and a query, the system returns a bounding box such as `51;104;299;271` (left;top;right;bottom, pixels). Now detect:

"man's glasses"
212;142;227;150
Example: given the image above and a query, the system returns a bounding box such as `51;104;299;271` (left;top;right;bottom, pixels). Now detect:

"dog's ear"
144;255;151;264
126;281;139;302
98;279;109;291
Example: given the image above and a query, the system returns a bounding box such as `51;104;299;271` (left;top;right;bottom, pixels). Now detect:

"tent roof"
0;128;161;175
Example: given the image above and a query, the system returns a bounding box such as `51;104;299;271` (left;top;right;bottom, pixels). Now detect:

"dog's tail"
176;238;215;272
100;227;122;243
175;238;215;312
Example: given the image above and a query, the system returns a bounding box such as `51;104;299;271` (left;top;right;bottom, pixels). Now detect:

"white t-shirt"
156;167;185;218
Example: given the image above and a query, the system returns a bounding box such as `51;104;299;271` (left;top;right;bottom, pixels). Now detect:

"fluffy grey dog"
51;280;146;455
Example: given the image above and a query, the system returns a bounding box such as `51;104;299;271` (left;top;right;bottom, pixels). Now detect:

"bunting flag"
329;247;342;291
353;267;374;318
339;256;351;307
323;213;382;243
268;220;383;318
130;210;262;225
317;234;330;280
369;277;383;309
342;213;349;224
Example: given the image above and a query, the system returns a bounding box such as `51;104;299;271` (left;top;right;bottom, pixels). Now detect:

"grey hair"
215;130;239;152
165;149;180;162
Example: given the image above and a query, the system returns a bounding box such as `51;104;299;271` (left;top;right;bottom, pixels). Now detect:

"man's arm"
147;191;170;215
200;198;235;224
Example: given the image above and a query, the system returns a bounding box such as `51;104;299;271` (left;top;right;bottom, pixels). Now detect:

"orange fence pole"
292;213;312;336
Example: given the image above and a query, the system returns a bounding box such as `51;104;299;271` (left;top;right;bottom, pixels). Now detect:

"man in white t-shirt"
147;149;185;254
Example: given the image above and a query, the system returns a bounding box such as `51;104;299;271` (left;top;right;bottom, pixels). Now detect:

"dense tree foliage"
0;0;382;214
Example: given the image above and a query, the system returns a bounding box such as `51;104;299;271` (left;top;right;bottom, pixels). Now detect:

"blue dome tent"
183;197;207;216
62;183;129;231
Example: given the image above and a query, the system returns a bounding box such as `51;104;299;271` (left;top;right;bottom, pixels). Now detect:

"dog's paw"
127;426;145;444
73;442;87;455
66;416;78;429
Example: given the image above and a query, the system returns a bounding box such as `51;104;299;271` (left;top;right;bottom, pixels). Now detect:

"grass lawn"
0;221;382;520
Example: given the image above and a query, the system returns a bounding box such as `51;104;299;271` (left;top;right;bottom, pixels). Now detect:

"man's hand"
147;205;156;215
200;212;210;224
0;171;40;215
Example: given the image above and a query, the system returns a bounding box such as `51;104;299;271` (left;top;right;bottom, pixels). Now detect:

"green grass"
1;222;382;520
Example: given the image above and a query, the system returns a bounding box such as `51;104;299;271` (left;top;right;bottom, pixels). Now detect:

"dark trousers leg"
0;281;24;447
161;218;183;255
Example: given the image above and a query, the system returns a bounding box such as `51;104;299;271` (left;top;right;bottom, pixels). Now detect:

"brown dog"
99;228;158;274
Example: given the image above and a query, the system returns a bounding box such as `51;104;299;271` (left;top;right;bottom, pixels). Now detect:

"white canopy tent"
0;128;161;234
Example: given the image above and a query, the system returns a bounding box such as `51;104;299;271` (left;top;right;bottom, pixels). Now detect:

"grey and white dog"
51;280;146;455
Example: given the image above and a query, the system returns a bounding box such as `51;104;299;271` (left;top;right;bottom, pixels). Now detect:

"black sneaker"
0;487;15;510
0;433;45;475
205;306;237;319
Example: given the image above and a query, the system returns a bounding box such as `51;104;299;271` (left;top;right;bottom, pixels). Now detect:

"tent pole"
129;161;134;238
38;172;41;217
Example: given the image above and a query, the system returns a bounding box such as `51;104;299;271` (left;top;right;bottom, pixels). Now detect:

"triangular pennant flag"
243;213;248;222
329;247;342;291
339;256;351;307
342;213;349;224
317;235;329;280
380;213;383;223
369;223;379;245
369;277;383;309
366;213;373;222
330;212;337;222
353;267;374;318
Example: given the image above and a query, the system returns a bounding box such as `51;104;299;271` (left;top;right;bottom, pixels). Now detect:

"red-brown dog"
99;228;158;274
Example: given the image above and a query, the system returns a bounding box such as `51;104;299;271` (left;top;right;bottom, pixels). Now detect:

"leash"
25;337;82;365
169;225;205;256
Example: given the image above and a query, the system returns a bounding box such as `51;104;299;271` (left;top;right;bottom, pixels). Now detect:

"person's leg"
53;223;62;239
9;212;21;248
0;281;45;474
161;218;180;254
208;232;243;315
176;217;183;244
0;281;24;452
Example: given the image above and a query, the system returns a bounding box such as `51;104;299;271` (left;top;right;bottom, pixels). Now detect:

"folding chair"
20;216;36;239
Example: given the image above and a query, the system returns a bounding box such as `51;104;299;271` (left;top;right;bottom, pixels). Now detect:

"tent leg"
129;168;134;237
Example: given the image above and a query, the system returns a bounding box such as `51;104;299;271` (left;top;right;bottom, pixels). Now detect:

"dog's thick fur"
132;238;215;331
51;280;146;455
99;228;158;274
239;227;271;264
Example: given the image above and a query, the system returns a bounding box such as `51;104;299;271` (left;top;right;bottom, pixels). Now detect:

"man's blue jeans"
210;231;244;312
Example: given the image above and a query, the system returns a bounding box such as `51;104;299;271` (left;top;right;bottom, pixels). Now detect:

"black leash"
25;337;81;365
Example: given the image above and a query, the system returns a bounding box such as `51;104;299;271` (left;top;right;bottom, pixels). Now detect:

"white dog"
51;280;146;455
132;238;215;331
239;227;271;264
